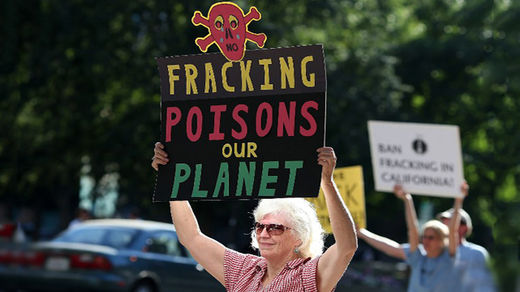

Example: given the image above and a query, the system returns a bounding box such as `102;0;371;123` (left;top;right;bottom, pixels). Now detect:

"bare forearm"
155;145;225;284
358;229;405;259
450;198;463;233
403;195;419;248
322;180;357;253
169;201;202;245
169;202;226;284
448;198;463;255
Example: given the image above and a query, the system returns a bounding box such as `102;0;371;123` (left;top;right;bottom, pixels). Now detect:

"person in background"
152;142;358;291
357;184;465;292
68;207;91;228
437;208;496;291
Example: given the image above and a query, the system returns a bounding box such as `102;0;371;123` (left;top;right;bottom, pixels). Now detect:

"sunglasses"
254;222;291;236
422;235;437;241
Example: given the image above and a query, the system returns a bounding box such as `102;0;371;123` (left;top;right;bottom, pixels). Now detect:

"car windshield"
53;226;138;249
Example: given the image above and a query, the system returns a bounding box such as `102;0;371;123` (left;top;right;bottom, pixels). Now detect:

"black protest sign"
153;45;326;201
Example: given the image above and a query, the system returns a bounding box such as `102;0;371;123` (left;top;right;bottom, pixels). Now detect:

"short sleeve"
443;248;457;263
301;257;320;292
402;243;422;267
400;243;410;253
473;247;489;265
464;246;495;291
224;248;252;291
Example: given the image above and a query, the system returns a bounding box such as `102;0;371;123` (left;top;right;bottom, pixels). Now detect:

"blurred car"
0;219;224;292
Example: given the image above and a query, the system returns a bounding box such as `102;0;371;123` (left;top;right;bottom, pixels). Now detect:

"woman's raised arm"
448;182;468;257
394;185;419;253
316;147;358;292
357;228;406;260
152;142;226;285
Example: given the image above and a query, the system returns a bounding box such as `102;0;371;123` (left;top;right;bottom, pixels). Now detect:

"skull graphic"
192;2;267;61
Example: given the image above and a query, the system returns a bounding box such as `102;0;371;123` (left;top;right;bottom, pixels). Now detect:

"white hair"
422;220;449;247
250;198;324;259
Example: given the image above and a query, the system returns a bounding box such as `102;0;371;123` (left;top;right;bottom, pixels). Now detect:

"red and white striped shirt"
224;248;321;292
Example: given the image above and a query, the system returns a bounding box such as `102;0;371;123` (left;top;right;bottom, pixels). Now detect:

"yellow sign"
307;166;366;233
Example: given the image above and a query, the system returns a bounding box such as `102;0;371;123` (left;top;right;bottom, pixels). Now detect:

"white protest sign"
368;121;464;198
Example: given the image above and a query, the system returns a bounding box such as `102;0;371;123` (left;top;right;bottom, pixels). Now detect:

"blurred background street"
1;0;519;291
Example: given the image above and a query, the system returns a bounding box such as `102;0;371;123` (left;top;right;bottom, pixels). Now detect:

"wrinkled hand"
393;184;409;200
317;147;337;183
461;181;469;197
151;142;169;171
458;180;469;200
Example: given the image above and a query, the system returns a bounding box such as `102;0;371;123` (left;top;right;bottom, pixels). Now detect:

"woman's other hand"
151;142;169;171
317;147;337;184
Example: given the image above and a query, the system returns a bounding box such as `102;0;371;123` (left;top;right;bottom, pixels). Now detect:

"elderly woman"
152;143;357;291
357;184;467;292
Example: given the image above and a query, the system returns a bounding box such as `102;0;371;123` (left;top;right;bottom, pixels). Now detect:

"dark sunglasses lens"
255;223;264;234
268;224;285;235
255;223;286;235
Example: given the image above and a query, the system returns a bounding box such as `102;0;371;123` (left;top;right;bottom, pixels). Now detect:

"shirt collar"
285;257;310;269
255;258;268;272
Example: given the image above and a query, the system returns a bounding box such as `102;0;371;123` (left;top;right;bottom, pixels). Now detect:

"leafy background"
1;0;518;290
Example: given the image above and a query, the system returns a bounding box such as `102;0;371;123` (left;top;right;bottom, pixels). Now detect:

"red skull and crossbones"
192;2;267;61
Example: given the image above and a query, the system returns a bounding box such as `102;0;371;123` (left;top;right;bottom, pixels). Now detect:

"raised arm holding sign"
306;166;367;232
152;143;357;291
150;3;357;290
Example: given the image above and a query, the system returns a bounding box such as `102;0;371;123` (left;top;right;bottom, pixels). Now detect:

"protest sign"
153;45;326;201
368;121;464;198
307;166;366;232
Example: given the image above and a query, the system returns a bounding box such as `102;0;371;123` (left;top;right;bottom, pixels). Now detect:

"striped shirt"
224;248;320;292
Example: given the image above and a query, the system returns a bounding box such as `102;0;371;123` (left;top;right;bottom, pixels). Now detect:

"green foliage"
1;0;518;289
